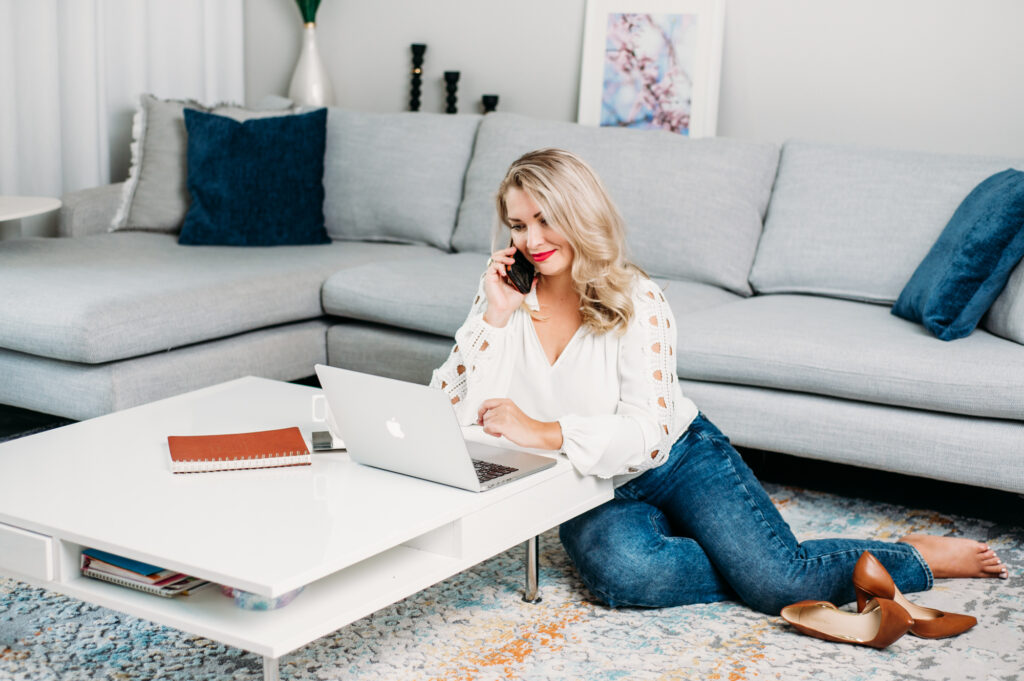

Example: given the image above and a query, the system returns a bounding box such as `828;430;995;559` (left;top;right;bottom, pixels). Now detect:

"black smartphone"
507;241;535;294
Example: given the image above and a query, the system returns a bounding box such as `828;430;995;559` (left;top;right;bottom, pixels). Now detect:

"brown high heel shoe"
780;598;913;649
852;551;977;638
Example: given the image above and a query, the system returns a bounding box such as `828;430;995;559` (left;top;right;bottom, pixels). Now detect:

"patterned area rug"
2;482;1021;680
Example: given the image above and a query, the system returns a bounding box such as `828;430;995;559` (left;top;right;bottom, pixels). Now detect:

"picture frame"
577;0;725;137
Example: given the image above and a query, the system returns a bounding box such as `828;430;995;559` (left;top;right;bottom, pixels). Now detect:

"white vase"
288;22;335;106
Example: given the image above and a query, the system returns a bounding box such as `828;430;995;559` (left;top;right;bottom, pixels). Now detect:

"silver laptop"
313;365;557;492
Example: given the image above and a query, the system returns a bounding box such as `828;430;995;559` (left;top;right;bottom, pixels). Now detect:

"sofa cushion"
322;250;742;340
679;379;1024;495
892;168;1024;340
750;141;1024;304
660;279;742;318
327;322;454;386
451;113;780;296
675;294;1024;420
0;321;330;421
112;93;298;233
0;233;432;364
180;108;330;246
323;109;482;250
322;252;489;337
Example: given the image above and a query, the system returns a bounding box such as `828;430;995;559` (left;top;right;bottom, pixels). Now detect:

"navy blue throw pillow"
179;108;330;246
892;168;1024;340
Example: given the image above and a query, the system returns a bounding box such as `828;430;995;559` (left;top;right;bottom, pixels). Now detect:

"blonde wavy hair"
494;148;644;335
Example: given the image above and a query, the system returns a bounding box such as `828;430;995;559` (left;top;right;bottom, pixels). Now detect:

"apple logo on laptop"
386;417;406;439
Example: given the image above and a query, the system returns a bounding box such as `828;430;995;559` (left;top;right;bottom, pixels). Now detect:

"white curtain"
0;0;244;199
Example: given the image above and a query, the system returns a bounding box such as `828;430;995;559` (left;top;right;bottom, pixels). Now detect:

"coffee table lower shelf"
63;543;461;657
41;535;555;681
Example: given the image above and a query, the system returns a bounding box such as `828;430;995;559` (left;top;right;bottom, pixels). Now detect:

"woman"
429;148;1007;616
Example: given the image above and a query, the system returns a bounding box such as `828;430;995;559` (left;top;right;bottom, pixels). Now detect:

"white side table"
0;195;62;238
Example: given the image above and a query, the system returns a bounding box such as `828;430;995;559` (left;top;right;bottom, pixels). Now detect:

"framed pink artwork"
577;0;725;137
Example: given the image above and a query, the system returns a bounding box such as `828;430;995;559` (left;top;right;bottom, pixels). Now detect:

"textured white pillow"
111;94;296;233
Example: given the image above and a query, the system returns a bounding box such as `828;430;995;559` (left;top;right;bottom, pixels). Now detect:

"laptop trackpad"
465;440;557;471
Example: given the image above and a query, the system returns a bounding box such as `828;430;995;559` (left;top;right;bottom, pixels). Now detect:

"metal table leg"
522;535;542;603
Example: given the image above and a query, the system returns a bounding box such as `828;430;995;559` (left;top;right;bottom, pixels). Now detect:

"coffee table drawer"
0;521;54;581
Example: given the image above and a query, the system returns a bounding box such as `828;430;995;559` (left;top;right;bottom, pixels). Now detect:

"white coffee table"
0;377;613;680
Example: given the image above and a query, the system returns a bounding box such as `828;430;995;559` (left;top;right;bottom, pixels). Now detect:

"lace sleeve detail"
429;275;508;421
627;278;681;473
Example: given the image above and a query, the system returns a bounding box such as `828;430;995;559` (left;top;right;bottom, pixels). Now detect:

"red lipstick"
532;250;556;262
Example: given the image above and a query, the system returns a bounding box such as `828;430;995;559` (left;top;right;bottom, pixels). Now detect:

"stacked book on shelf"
80;549;210;597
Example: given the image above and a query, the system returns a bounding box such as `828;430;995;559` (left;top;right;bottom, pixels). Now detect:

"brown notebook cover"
167;427;311;474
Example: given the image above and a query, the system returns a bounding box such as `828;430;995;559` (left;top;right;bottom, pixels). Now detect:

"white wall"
245;0;1024;157
244;0;587;122
718;0;1024;156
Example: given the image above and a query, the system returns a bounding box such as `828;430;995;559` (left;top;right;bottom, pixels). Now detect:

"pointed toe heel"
852;551;978;639
780;598;913;649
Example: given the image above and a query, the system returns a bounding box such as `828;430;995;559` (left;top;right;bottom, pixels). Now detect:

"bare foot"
899;534;1009;579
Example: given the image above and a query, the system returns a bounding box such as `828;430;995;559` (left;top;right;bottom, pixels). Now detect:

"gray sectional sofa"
2;110;1022;495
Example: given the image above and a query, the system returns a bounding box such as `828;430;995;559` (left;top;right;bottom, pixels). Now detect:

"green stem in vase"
295;0;322;23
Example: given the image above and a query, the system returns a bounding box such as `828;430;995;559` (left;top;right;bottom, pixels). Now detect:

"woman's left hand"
477;398;562;450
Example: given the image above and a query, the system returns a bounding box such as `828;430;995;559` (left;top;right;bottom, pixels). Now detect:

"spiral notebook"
80;549;210;597
167;426;311;474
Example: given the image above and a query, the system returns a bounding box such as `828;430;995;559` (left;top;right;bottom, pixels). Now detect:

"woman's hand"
482;246;532;328
477;398;563;450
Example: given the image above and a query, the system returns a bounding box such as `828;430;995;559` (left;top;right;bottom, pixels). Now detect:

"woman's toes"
981;558;1009;577
899;535;1008;579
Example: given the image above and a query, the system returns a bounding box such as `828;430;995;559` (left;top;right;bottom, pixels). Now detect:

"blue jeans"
559;414;933;614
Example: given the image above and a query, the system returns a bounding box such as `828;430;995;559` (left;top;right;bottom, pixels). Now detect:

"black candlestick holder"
409;44;426;112
444;71;460;114
482;94;499;114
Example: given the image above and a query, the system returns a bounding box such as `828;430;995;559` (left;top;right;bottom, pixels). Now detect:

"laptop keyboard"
472;459;518;483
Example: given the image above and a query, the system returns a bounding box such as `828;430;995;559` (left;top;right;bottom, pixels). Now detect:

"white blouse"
430;273;698;479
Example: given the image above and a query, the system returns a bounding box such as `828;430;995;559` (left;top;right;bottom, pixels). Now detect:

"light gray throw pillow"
322;109;482;250
452;113;779;295
111;94;297;233
749;141;1024;303
984;262;1024;345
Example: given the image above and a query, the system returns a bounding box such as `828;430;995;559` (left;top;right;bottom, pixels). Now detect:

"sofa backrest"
749;140;1024;304
452;113;780;296
323;109;482;251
